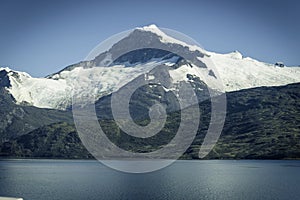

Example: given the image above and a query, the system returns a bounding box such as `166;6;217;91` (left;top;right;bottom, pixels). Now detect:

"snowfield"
209;51;300;91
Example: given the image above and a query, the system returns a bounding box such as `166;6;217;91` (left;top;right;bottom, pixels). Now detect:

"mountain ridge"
1;25;299;110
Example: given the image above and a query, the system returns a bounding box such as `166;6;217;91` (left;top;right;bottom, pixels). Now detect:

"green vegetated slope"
189;83;300;159
0;83;299;159
0;88;73;141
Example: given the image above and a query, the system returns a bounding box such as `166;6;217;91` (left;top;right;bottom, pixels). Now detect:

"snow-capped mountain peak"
1;25;300;110
136;24;202;52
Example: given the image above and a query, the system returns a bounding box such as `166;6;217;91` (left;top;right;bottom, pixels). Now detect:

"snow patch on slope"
0;67;11;72
6;69;70;109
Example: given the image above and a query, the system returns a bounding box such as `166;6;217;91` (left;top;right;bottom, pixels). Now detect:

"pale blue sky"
0;0;299;77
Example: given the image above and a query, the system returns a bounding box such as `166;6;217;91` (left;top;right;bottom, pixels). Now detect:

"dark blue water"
0;159;299;200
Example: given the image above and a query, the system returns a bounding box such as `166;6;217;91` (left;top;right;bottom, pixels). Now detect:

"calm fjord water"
0;160;299;200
